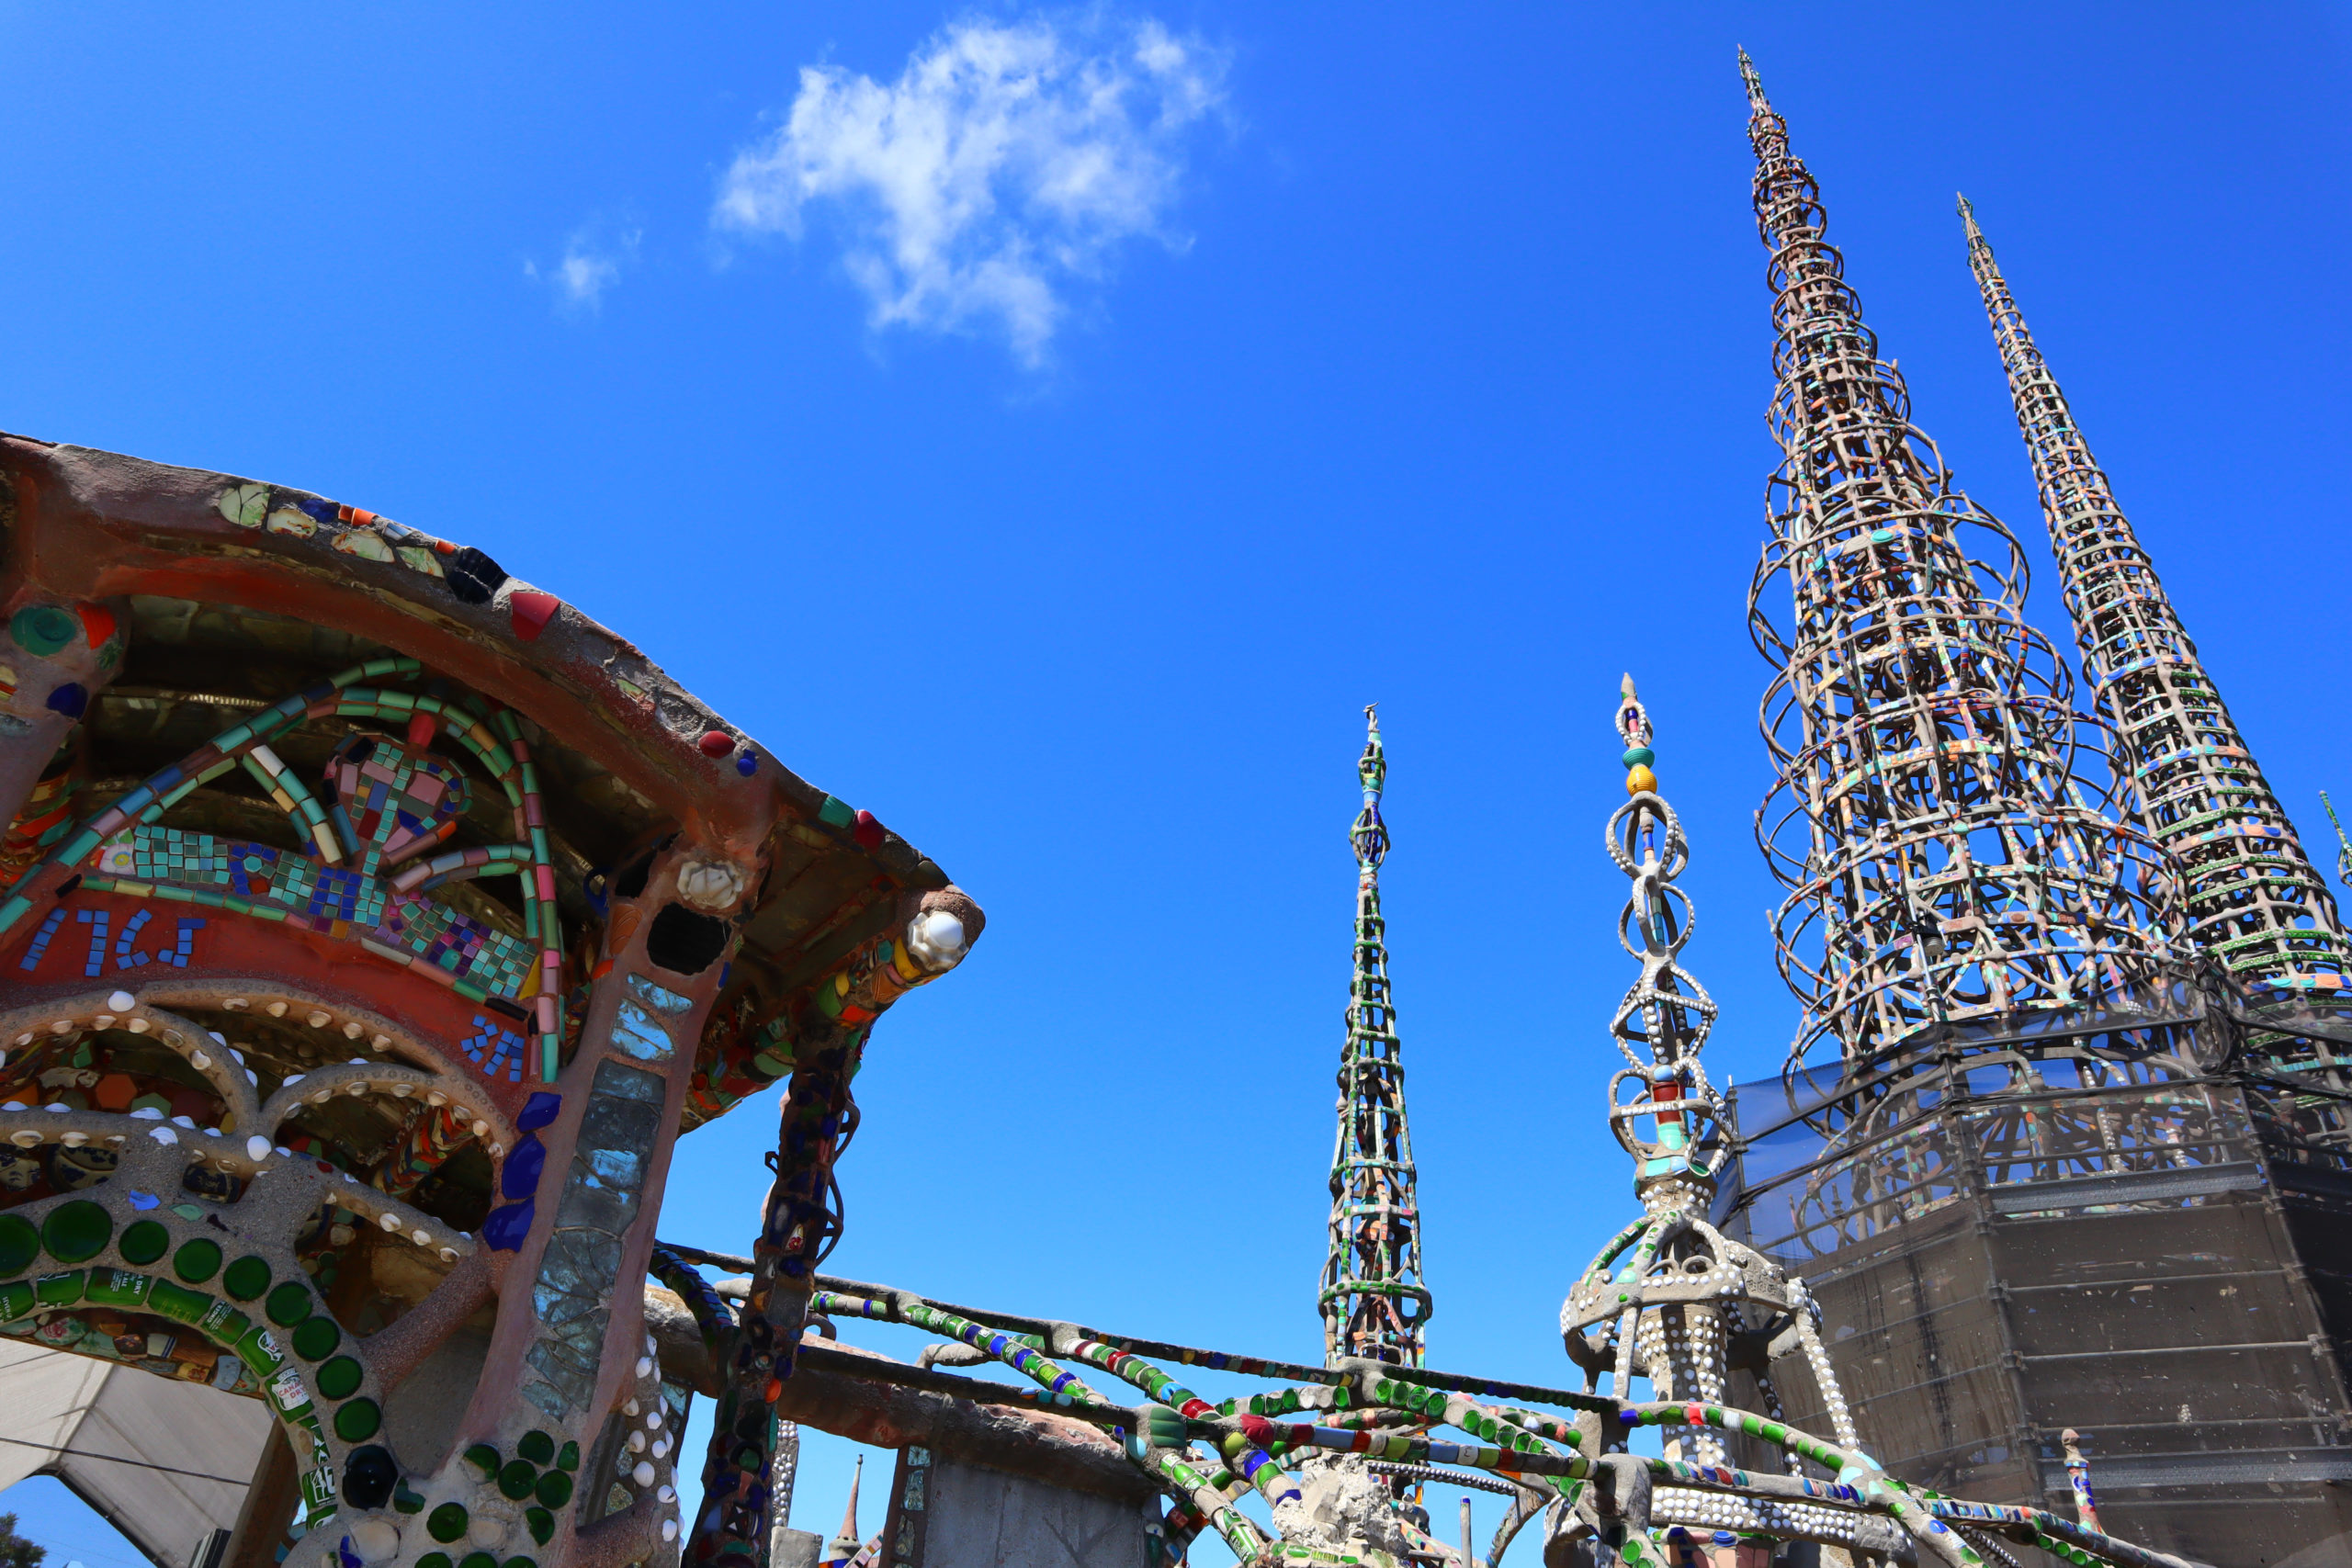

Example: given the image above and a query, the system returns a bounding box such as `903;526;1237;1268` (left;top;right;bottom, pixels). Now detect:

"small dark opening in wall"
647;903;729;976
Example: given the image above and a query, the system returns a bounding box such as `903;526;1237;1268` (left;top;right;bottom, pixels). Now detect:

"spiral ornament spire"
1562;679;1860;1482
1961;197;2352;1013
1319;705;1431;1366
1742;53;2179;1067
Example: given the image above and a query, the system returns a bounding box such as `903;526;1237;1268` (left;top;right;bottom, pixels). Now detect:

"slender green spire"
1318;705;1430;1367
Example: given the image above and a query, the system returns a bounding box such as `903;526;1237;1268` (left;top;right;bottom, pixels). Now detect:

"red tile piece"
509;590;560;642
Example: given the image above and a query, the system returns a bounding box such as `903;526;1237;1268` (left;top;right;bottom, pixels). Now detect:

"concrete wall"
885;1448;1148;1568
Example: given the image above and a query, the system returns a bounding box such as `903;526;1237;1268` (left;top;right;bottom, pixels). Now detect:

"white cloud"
715;12;1229;365
526;227;640;312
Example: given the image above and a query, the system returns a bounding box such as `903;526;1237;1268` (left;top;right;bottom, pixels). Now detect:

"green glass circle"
333;1398;380;1442
290;1316;340;1360
418;1556;452;1568
41;1201;110;1264
315;1356;363;1400
462;1444;501;1478
220;1256;270;1301
119;1220;168;1266
496;1461;537;1501
9;605;76;657
458;1554;496;1568
532;1471;572;1509
515;1429;554;1465
426;1505;469;1544
502;1558;537;1568
525;1509;554;1547
0;1215;40;1277
266;1281;313;1326
172;1238;221;1282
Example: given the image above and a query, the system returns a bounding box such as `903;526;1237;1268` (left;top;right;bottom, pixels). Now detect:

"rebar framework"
1319;706;1431;1367
1961;197;2352;1021
1740;51;2180;1068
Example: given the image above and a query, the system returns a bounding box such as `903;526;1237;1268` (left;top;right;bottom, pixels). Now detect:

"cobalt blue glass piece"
45;683;86;718
482;1198;537;1252
518;1091;561;1132
503;1134;547;1200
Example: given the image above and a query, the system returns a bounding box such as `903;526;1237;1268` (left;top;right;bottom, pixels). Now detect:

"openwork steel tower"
1319;705;1430;1365
1961;197;2352;1008
1740;51;2178;1066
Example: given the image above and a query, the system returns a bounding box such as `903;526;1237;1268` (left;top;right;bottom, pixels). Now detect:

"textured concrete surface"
916;1456;1147;1568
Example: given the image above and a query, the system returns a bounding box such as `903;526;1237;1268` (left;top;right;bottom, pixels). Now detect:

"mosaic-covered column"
437;838;756;1568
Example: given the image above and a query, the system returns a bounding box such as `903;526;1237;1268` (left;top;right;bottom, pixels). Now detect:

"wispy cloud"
527;226;640;312
715;12;1230;366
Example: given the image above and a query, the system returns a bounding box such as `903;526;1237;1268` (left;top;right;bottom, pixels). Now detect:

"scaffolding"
1719;970;2352;1562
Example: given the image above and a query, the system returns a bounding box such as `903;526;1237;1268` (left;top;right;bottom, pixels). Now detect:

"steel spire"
1961;196;2352;1007
1318;705;1431;1366
1741;55;2179;1066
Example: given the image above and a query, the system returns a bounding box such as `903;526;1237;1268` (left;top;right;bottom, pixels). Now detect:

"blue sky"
3;2;2350;1562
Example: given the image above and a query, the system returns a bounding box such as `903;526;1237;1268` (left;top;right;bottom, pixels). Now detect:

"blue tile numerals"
23;907;207;976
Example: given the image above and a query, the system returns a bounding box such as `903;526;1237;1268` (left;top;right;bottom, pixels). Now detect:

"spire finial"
1737;47;1768;110
1353;705;1387;867
821;1456;865;1566
1957;191;1989;253
1616;674;1655;795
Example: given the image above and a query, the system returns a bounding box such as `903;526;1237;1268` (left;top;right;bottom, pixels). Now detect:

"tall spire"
1319;705;1430;1366
1961;196;2352;1001
1741;55;2178;1066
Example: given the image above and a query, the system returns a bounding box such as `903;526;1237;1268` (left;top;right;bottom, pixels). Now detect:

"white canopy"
0;1340;269;1568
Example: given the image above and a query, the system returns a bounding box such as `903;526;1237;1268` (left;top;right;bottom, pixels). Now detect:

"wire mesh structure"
1740;50;2182;1075
1960;196;2352;1034
1319;706;1432;1368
